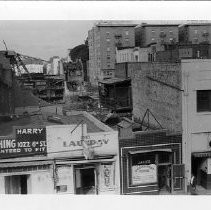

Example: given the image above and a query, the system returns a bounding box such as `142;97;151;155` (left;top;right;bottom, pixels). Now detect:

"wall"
130;62;182;133
30;171;54;194
136;25;179;47
182;59;211;184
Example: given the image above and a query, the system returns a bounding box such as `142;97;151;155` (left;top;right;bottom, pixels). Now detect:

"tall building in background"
179;23;211;44
135;23;180;47
88;21;137;86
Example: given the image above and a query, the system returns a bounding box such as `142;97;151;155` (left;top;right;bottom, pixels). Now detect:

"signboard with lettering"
99;163;115;190
0;127;47;158
46;124;118;157
132;164;157;185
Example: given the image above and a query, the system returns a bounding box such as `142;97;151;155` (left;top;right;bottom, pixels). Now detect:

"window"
169;30;173;35
129;152;157;186
106;38;110;42
194;30;198;34
106;31;110;36
107;47;110;51
197;90;211;112
125;31;129;36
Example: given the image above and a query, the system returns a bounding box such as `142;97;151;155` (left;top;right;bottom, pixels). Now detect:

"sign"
132;164;157;185
0;127;47;158
100;163;115;190
47;124;118;157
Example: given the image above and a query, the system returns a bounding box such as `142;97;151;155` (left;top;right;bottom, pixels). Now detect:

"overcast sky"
0;20;95;61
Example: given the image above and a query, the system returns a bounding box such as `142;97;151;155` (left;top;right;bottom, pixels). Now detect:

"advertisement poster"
100;164;115;190
132;164;157;185
0;127;47;158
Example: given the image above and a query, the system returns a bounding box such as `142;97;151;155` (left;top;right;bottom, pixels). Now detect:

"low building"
119;129;183;195
0;110;119;194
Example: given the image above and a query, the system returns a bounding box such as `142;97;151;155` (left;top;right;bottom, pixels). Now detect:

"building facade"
135;23;179;47
182;59;211;191
119;130;183;195
88;21;137;86
0;111;120;194
179;23;211;44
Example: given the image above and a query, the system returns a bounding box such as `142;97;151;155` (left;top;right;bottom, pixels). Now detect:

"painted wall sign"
0;127;47;158
132;164;157;185
47;124;118;157
100;163;115;190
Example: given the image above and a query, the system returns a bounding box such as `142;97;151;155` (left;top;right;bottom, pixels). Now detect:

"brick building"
135;23;179;47
88;21;137;86
179;22;211;44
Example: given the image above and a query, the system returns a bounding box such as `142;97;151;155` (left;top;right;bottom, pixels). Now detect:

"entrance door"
75;168;96;195
5;175;28;194
158;164;172;193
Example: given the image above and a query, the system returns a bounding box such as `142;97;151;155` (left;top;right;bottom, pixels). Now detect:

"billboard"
0;127;47;158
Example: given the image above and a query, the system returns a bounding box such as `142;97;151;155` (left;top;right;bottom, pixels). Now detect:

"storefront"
191;133;211;189
46;123;120;195
119;130;184;195
0;126;54;194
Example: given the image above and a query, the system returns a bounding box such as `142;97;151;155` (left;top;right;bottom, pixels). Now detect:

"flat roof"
99;78;131;85
136;23;180;28
179;23;211;27
0;110;113;137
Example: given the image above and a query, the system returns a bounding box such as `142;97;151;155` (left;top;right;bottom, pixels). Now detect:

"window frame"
197;90;211;112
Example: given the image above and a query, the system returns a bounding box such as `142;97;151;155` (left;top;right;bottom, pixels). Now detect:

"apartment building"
135;23;179;47
88;21;137;86
179;23;211;44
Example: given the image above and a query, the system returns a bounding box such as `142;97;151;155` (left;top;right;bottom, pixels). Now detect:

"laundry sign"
132;164;157;185
46;124;118;157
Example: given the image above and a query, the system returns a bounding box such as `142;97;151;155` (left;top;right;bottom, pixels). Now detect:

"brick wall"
129;62;182;133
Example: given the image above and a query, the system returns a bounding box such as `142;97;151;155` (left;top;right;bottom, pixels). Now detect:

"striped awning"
192;151;211;158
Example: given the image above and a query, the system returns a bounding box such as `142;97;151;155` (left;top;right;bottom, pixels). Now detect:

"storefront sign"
0;127;47;158
47;124;118;157
132;164;157;185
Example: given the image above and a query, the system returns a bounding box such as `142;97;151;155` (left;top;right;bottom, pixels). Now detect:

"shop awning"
192;151;211;158
129;148;172;155
0;160;53;168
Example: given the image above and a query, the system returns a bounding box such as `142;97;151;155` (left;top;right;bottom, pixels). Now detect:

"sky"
0;20;96;61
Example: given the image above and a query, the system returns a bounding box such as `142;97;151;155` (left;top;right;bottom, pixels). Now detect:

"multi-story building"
88;21;137;86
179;23;211;44
181;59;211;192
135;23;179;47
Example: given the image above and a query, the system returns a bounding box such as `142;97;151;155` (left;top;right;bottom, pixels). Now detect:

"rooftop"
99;78;130;85
0;109;113;137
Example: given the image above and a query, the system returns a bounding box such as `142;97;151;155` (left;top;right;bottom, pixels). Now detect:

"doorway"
75;167;96;194
5;175;28;194
157;164;171;193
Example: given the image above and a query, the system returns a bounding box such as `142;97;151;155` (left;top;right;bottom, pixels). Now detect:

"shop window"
5;175;28;194
197;90;211;112
129;152;157;186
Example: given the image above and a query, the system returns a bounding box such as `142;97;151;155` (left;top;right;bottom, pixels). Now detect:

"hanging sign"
132;164;157;185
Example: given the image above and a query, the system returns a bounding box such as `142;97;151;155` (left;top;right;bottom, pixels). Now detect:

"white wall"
30;171;54;194
0;176;5;194
182;59;211;188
